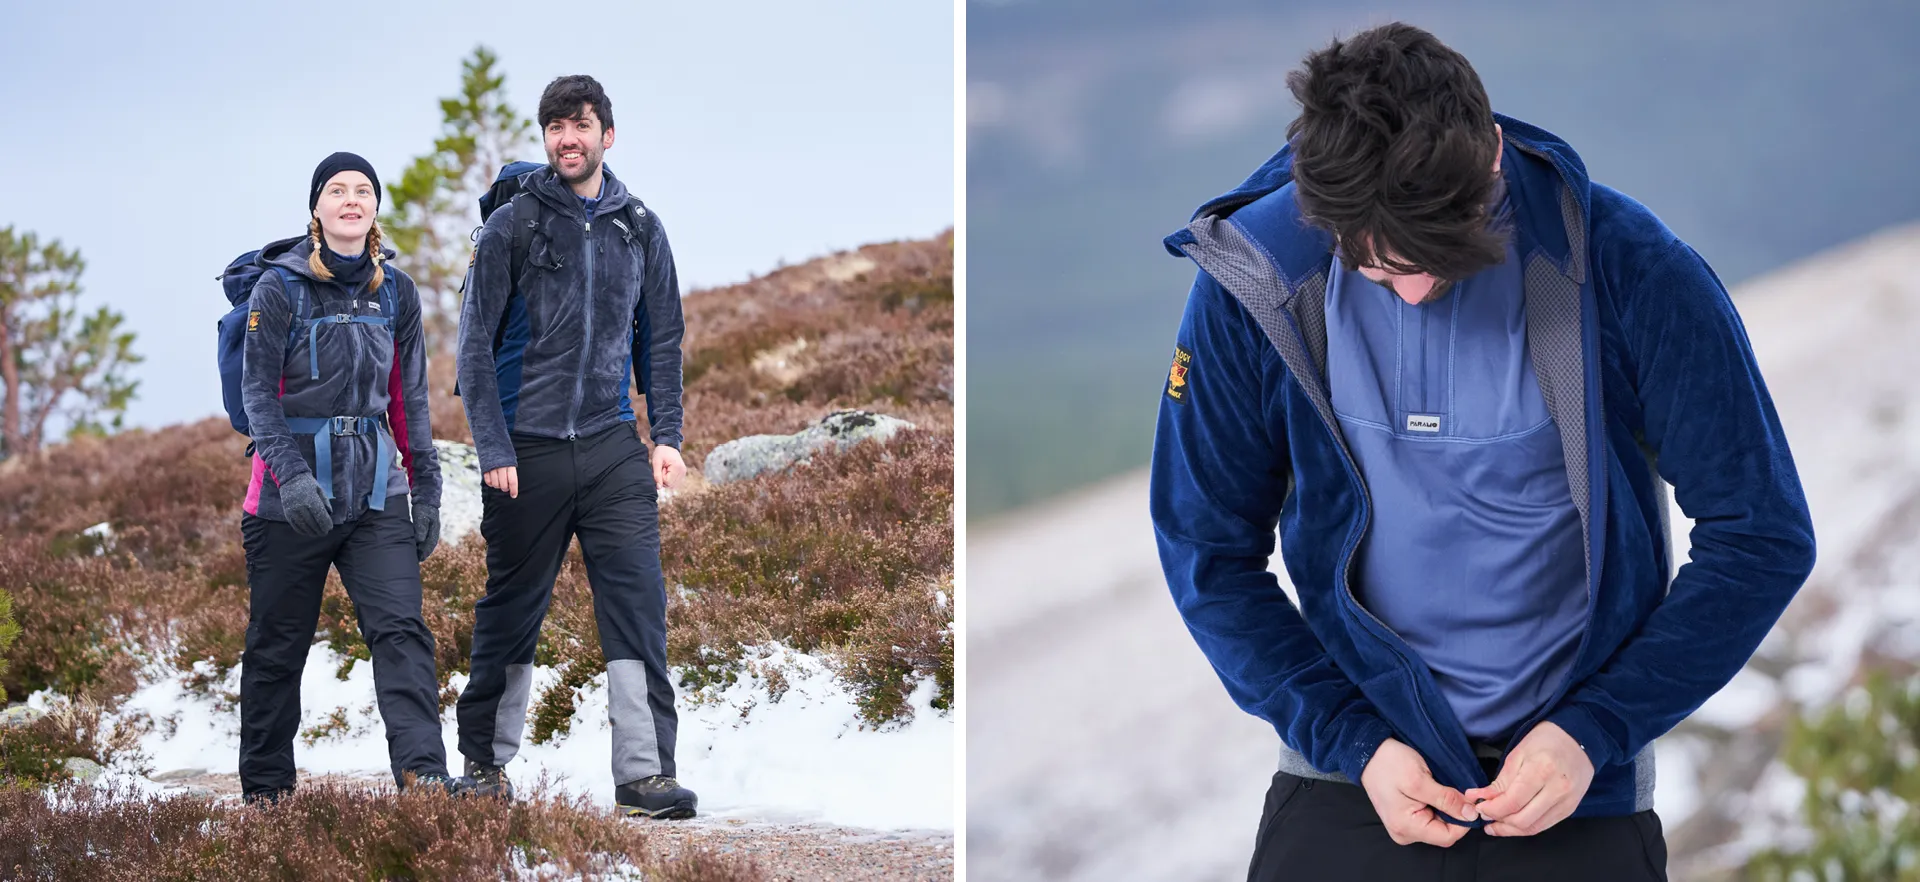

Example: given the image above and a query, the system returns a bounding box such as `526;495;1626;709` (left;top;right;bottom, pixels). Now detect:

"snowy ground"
968;223;1920;880
39;642;952;832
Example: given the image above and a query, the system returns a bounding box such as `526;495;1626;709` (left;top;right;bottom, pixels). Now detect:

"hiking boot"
463;759;514;801
616;776;698;820
400;772;471;796
242;786;292;807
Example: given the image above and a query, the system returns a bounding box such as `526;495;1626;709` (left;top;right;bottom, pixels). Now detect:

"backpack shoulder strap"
272;266;307;349
626;198;656;244
509;191;541;287
377;273;396;318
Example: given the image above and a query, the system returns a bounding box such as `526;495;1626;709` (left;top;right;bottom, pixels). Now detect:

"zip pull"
585;220;592;233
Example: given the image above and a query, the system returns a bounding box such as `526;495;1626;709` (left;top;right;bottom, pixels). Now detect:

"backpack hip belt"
284;415;392;510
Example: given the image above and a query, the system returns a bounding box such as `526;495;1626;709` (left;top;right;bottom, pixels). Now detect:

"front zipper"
1278;306;1479;791
566;209;594;440
347;295;365;510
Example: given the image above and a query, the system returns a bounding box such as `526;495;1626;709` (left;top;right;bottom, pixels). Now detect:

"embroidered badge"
1166;345;1192;404
246;310;261;332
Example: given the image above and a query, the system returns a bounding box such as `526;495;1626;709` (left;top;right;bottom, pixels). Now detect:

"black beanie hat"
309;152;382;212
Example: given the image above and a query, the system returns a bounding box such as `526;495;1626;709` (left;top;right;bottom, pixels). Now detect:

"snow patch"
108;642;952;831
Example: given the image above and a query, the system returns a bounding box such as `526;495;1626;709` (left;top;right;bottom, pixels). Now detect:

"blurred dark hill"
967;0;1920;519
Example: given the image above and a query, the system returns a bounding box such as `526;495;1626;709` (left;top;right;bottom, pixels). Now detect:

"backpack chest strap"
304;313;392;379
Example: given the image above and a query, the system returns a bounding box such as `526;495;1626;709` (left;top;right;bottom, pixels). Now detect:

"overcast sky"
1;0;954;430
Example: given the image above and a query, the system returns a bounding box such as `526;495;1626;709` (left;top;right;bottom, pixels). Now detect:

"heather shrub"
0;419;250;574
0;539;173;701
0;588;18;702
0;698;151;784
663;429;953;726
0;781;763;881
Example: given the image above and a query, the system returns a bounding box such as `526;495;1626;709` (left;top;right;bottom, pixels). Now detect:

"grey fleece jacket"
455;164;686;473
241;237;441;523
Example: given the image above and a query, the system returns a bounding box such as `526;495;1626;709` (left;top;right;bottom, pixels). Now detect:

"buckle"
332;314;353;324
331;416;361;435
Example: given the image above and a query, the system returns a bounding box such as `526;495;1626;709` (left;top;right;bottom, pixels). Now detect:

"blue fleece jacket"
457;165;685;473
1150;113;1816;820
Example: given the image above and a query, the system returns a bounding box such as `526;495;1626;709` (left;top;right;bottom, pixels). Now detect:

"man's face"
313;171;376;245
1353;124;1503;306
1357;264;1453;306
544;106;615;184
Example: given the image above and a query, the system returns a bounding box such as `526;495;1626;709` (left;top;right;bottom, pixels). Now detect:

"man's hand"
1359;738;1478;847
1463;721;1594;837
652;445;683;490
484;466;519;499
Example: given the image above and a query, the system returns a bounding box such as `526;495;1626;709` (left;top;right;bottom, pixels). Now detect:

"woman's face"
314;171;376;246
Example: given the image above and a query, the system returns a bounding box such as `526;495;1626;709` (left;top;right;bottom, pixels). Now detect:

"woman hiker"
236;151;456;802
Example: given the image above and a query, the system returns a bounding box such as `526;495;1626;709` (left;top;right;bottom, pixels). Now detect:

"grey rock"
63;757;105;782
1;705;43;727
150;767;208;783
705;411;915;485
432;439;484;547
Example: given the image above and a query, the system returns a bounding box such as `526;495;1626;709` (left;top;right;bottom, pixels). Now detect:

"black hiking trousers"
455;422;678;785
1246;767;1668;882
239;498;448;797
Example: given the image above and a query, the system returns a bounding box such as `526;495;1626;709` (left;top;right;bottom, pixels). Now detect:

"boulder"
704;411;915;485
149;767;208;783
433;439;485;547
1;705;43;728
63;757;105;782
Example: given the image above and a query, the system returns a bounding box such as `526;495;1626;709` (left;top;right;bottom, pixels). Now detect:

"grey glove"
412;503;441;562
278;472;334;537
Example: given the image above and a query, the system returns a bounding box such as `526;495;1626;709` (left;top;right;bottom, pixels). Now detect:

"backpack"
216;245;307;435
454;162;659;397
216;245;396;435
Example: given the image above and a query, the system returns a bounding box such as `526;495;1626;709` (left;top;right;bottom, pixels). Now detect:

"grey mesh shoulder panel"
1524;250;1591;576
1180;216;1342;444
1558;185;1588;284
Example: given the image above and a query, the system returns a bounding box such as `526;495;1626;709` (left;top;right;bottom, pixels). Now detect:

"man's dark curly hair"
1286;23;1507;280
539;74;615;133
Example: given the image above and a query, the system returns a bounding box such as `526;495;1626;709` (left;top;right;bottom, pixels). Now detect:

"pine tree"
0;227;140;460
1747;670;1920;880
385;46;537;359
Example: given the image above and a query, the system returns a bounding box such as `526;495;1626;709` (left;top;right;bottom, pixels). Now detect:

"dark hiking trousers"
239;498;447;797
455;422;677;784
1246;767;1668;882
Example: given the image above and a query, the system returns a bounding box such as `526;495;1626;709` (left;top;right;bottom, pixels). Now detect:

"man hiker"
1150;23;1815;880
454;74;696;819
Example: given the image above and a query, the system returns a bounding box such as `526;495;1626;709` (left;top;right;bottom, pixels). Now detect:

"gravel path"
641;817;953;881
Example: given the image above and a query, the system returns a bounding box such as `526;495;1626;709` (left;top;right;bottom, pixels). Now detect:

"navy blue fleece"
1150;113;1815;817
